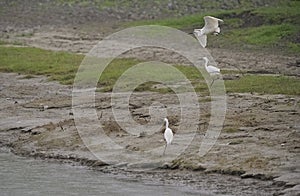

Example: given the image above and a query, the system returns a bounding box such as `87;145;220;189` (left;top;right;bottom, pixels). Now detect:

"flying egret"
194;16;223;47
163;118;173;155
203;57;220;86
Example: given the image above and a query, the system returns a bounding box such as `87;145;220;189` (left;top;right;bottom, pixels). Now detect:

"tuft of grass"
16;32;34;38
244;156;270;169
135;81;174;93
20;75;36;79
224;127;239;133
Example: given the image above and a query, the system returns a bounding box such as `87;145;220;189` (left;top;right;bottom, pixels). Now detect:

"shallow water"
0;150;215;196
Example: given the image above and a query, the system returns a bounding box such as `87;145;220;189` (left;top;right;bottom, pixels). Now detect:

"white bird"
194;16;223;47
203;57;220;86
163;118;173;155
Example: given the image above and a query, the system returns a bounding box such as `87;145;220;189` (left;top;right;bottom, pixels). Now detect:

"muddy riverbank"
0;72;299;195
0;1;299;195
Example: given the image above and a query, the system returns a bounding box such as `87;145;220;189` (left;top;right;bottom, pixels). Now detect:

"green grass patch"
98;60;206;93
221;69;243;75
0;46;83;84
127;1;300;29
287;42;300;53
225;75;300;95
98;58;141;91
0;40;25;46
253;1;300;25
15;32;34;37
1;46;299;95
0;40;8;45
127;9;241;29
229;24;299;46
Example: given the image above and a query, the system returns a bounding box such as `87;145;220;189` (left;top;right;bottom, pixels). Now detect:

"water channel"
0;149;215;196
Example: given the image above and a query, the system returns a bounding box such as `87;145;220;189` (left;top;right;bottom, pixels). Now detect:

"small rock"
161;162;172;169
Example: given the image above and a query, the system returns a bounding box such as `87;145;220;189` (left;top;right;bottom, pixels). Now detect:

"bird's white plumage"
163;118;173;155
194;32;207;48
164;118;173;144
203;57;220;75
203;16;223;35
194;16;223;47
164;127;173;145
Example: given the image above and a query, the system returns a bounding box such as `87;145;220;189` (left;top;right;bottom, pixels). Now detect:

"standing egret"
194;16;223;47
203;57;220;86
163;118;173;155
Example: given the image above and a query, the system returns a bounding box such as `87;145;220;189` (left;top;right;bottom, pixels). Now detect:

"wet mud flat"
0;72;299;195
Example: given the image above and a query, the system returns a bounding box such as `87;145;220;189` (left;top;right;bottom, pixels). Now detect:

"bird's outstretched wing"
195;34;207;48
203;16;223;33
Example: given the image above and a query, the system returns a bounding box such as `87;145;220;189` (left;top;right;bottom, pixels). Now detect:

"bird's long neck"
165;119;169;128
204;58;208;68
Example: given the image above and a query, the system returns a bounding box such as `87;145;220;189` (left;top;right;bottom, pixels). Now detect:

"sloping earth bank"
0;72;299;195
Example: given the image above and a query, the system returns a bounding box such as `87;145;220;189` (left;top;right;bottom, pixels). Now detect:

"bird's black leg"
163;144;167;155
210;79;215;87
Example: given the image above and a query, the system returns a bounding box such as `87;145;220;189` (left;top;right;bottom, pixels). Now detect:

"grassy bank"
127;1;300;53
0;46;83;85
0;46;299;95
225;75;300;95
